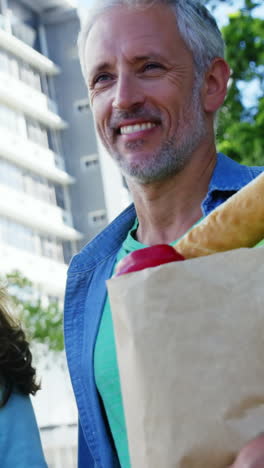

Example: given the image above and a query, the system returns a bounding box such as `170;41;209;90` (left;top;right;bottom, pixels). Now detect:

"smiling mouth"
119;122;157;135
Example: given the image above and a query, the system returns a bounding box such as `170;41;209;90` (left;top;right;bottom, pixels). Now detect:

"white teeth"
120;122;156;135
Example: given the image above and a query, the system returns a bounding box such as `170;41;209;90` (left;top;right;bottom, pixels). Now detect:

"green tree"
207;0;264;166
3;270;64;352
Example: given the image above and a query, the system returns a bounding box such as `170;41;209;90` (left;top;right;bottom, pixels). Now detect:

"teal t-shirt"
94;220;144;468
94;218;203;467
255;239;264;247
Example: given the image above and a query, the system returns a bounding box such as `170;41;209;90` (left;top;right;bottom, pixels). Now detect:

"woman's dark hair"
0;287;40;407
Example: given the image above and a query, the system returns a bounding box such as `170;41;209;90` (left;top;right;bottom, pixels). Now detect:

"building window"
39;235;64;263
0;158;58;205
0;103;19;132
0;158;24;191
74;98;90;114
81;154;99;171
0;46;44;93
11;19;36;48
55;185;66;210
0;217;34;252
19;62;42;92
0;216;66;263
88;210;107;227
26;117;49;148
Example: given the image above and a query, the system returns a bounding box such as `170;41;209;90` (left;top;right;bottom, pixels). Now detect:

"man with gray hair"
64;1;264;466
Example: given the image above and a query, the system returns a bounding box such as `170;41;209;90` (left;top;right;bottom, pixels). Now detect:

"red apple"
116;244;185;276
231;434;264;468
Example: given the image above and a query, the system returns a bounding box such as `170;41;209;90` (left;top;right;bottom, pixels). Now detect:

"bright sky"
210;0;264;27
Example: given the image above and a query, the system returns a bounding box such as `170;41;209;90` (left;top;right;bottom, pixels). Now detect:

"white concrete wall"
97;141;131;223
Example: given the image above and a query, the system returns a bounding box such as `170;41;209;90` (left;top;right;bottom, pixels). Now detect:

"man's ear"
202;58;230;113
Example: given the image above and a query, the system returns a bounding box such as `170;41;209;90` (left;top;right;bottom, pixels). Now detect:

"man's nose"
112;74;145;110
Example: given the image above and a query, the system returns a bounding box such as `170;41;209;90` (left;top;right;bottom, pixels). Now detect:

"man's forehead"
84;5;187;74
85;3;181;50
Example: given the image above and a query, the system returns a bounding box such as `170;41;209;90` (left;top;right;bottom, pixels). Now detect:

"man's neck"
127;150;217;245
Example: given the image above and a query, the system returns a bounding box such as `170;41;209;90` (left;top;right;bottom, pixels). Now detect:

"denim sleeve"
78;420;95;467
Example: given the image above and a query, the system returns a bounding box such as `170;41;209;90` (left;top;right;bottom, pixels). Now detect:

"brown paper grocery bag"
107;247;264;468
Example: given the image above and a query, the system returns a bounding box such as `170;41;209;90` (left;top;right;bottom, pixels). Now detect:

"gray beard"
111;86;207;184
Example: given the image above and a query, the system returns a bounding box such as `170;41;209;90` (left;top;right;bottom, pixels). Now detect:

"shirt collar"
209;152;251;192
202;153;254;216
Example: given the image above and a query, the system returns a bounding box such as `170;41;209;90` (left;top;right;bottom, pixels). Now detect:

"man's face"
85;4;207;184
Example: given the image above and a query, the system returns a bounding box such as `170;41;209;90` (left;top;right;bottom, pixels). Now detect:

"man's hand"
230;434;264;468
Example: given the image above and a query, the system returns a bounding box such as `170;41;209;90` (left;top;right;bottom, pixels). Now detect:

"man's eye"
94;73;112;85
143;63;164;72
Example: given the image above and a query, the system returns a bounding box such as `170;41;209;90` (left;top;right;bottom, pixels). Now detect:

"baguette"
176;171;264;259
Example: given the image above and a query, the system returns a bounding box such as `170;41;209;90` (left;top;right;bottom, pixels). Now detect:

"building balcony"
0;240;68;297
0;70;66;130
0;183;82;242
0;126;74;186
27;0;77;14
0;14;59;76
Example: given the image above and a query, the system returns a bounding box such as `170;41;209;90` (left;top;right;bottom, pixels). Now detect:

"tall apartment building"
0;0;127;299
0;0;80;299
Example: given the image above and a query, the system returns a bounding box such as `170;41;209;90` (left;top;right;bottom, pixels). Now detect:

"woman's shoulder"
1;387;33;413
0;389;47;467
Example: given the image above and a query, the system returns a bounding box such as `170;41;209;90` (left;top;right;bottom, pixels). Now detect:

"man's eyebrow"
131;53;164;63
89;62;110;79
88;54;165;79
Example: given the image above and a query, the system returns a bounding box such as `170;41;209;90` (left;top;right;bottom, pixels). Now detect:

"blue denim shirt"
64;153;264;468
